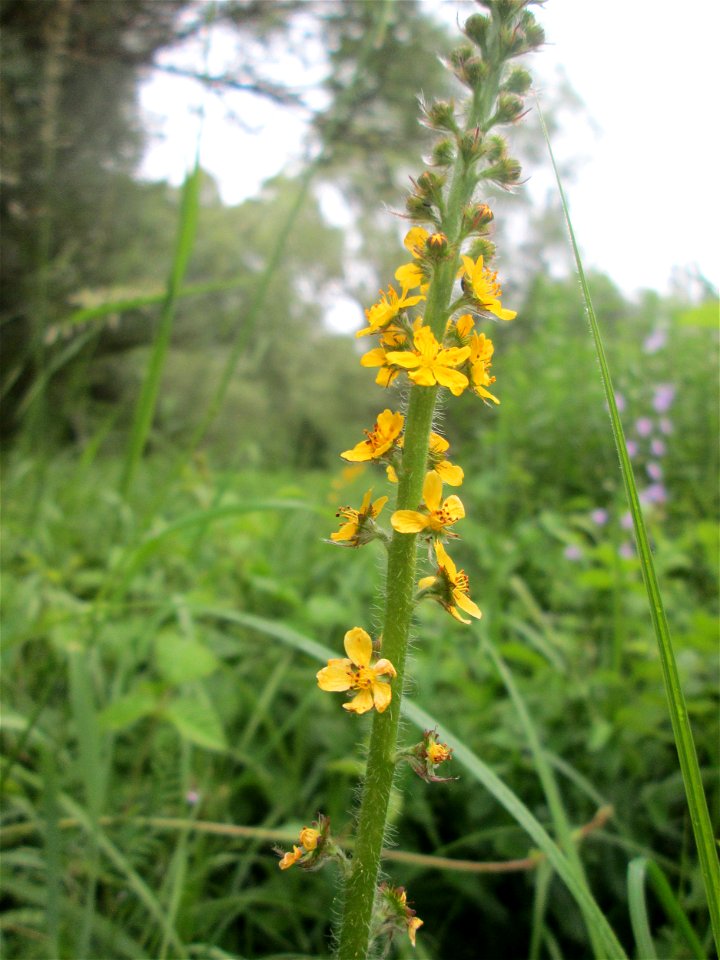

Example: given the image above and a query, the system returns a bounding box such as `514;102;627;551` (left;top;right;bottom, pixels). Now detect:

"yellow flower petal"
407;367;438;387
384;350;422;370
372;681;392;713
434;366;469;396
454;590;482;619
395;262;424;290
442;494;465;522
279;845;303;870
317;659;353;691
435;460;464;486
391;510;429;533
360;347;387;368
373;657;397;678
299;827;320;850
434;540;456;578
417;575;435;591
422;471;443;512
330;521;358;542
343;689;374;714
403;226;429;255
344;627;372;667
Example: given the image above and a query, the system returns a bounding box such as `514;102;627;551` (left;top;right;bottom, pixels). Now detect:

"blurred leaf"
163;696;227;752
155;632;220;684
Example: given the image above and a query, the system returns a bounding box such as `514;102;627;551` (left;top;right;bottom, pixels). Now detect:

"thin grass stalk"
537;98;720;953
628;857;707;960
483;634;607;959
119;159;201;496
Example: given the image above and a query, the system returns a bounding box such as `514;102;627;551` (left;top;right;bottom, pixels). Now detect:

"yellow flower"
356;285;424;338
428;432;463;486
426;740;453;764
408;916;424;947
330;489;388;546
360;346;401;387
459;255;516;321
469;331;499;404
316;627;397;715
418;540;482;623
278;845;303;870
385;325;470;396
454;312;476;343
394;261;425;291
403;226;429;255
341;409;404;462
391;471;465;536
298;827;320;851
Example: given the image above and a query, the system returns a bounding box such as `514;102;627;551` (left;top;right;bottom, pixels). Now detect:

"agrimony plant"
276;3;545;956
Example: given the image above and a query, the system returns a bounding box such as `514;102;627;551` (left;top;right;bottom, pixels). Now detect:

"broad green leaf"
155;632;219;684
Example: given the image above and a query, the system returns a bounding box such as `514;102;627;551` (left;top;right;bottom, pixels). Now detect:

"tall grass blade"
194;608;628;959
482;632;605;959
537;96;720;952
627;857;658;960
628;857;707;960
119;157;201;496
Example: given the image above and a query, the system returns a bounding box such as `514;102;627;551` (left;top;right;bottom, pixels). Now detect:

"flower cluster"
402;728;458;783
373;883;424;949
276;814;342;873
356;227;509;402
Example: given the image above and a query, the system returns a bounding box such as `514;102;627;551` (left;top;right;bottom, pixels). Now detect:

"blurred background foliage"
1;1;717;958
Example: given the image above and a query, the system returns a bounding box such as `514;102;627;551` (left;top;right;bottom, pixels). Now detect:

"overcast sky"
139;0;718;300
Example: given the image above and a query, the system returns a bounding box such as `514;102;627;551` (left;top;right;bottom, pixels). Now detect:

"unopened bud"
462;56;490;88
493;92;525;124
481;156;522;186
483;134;507;164
425;99;458;133
463;203;494;233
405;194;437;223
430;138;455;167
416;170;445;203
468;237;496;263
463;13;490;53
426;232;449;258
458;128;483;163
503;66;532;95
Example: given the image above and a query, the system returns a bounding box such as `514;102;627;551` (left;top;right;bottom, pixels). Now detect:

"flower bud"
503;66;532;95
463;13;490;53
483;134;507;163
426;232;449;259
430;138;455;167
493;92;525;124
468;237;496;263
481;156;522;187
462;56;490;88
424;99;458;133
462;203;494;234
405;194;437;224
457;128;483;164
416;170;446;204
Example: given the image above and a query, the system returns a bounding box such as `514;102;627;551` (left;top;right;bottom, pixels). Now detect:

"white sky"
138;0;719;300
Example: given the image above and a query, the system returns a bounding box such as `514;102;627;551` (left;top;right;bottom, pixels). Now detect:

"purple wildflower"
619;542;635;559
590;509;609;526
651;439;666;457
635;417;653;437
653;384;675;413
621;511;633;530
626;439;638;457
660;417;673;435
643;329;667;353
647;462;663;481
564;544;583;561
614;391;626;412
